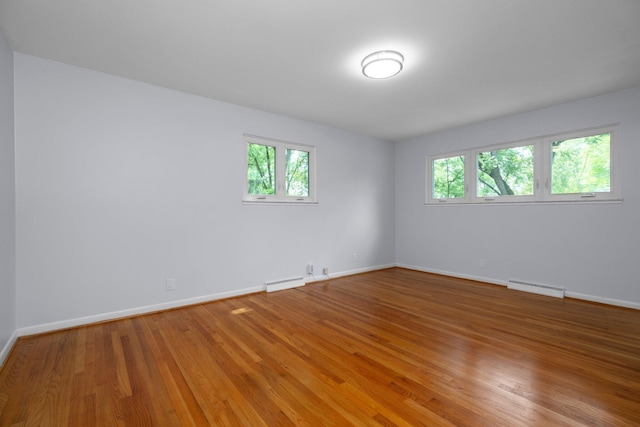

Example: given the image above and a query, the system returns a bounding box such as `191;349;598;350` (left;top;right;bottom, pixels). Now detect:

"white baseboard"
14;263;637;342
16;285;264;338
306;263;396;283
565;291;640;310
14;263;397;339
397;263;640;310
395;263;508;287
0;330;19;368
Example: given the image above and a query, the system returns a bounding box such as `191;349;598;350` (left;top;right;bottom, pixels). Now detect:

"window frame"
426;150;469;204
425;125;620;205
471;138;540;204
542;126;619;203
243;134;317;204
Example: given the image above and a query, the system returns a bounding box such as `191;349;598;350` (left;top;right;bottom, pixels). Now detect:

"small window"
247;143;276;195
550;131;611;196
428;154;466;202
285;148;310;197
244;135;316;203
476;144;535;200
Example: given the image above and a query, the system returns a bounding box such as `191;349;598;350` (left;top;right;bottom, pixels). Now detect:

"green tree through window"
477;145;534;197
247;143;275;195
285;149;309;197
433;155;465;199
551;133;610;194
244;135;316;203
426;126;618;204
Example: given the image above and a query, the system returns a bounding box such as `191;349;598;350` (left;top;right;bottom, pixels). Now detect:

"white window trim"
542;125;619;203
426;124;621;205
426;150;469;204
471;138;540;204
243;134;317;204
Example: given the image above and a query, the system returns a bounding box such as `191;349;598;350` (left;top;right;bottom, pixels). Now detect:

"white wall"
11;51;640;336
0;31;16;359
14;54;396;329
396;87;640;306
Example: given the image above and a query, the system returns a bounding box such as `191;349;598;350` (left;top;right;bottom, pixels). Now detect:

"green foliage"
477;145;534;196
429;130;613;203
247;143;275;195
551;133;610;194
247;144;310;197
433;156;465;198
285;149;309;197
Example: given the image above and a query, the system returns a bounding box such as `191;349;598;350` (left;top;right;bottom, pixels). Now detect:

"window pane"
247;143;275;195
477;145;534;197
551;133;610;194
285;148;309;197
432;156;465;199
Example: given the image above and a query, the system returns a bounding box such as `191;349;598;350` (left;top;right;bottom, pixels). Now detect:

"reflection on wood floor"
1;268;639;426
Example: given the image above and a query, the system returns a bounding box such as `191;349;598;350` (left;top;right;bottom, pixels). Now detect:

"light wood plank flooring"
1;268;639;426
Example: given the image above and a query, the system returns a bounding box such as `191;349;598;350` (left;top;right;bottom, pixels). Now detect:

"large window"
244;135;316;203
427;125;619;204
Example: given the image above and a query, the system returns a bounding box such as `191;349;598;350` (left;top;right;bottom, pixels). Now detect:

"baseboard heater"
265;276;305;293
507;279;565;298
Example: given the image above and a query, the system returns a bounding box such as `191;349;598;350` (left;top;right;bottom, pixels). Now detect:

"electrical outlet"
307;264;314;275
165;278;176;291
322;267;329;275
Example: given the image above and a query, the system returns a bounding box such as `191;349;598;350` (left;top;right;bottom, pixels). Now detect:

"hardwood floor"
1;268;639;426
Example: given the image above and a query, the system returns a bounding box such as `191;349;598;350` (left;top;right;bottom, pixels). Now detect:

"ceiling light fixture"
361;50;404;79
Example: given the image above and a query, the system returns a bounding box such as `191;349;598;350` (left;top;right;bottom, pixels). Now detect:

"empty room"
1;1;639;425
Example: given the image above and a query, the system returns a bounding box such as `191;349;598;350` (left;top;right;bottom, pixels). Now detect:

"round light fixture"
361;50;404;79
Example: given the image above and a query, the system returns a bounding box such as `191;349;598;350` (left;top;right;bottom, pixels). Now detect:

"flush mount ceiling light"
361;50;404;79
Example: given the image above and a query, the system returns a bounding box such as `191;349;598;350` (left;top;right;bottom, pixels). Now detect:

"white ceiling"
1;0;639;141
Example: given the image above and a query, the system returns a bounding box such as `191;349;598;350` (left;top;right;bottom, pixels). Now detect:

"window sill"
242;200;319;206
425;198;623;206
